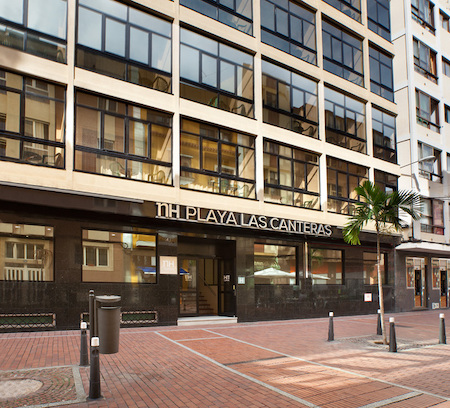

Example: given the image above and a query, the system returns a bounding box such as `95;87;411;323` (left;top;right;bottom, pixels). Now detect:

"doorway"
441;270;448;308
414;269;424;307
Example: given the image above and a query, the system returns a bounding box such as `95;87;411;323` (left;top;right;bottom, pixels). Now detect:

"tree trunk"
376;224;387;344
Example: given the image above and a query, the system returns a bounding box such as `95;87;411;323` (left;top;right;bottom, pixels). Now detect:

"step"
177;315;238;326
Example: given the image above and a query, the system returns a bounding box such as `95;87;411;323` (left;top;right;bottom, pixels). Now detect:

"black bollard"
439;313;446;344
389;317;397;352
377;309;382;335
80;321;89;366
328;312;334;341
89;337;101;399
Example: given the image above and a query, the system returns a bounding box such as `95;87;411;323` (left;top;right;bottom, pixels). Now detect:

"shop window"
367;0;391;40
180;28;254;118
327;156;368;215
411;0;435;33
180;118;255;197
310;248;343;285
374;170;398;194
82;230;157;283
415;89;440;133
322;20;363;86
260;0;316;65
324;0;361;22
0;0;67;62
325;87;366;153
443;58;450;77
369;46;393;101
421;198;444;234
413;38;437;83
254;244;296;285
372;108;396;163
0;223;54;281
262;60;318;138
263;140;320;209
75;91;172;184
0;69;65;168
363;252;386;285
181;0;253;35
418;142;441;181
441;11;450;32
76;0;172;92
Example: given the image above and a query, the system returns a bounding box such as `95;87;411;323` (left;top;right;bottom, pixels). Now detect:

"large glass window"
180;118;255;197
254;244;296;285
0;222;54;281
369;46;393;101
418;142;441;182
180;28;254;117
325;87;366;153
264;140;320;209
181;0;252;35
367;0;391;40
310;248;343;285
327;156;368;214
411;0;435;32
413;38;437;83
0;0;67;62
363;252;386;285
324;0;361;22
421;199;444;234
75;92;172;184
82;230;157;283
374;170;398;194
372;107;396;163
261;0;316;64
416;89;440;133
322;20;363;86
76;0;172;92
262;60;318;138
0;69;65;167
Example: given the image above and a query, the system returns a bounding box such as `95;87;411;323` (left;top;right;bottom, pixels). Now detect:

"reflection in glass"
310;248;342;285
254;244;296;286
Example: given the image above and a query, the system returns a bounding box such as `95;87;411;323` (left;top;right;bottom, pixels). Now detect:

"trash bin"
96;295;121;354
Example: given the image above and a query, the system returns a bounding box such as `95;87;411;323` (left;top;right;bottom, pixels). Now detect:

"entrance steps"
177;315;238;326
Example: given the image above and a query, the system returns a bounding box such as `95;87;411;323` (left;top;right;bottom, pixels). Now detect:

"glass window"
418;142;442;182
445;105;450;123
261;0;316;65
324;0;361;22
0;222;54;281
363;252;386;285
75;91;172;184
415;89;440;132
374;170;398;194
254;244;296;285
369;46;393;101
413;38;437;83
310;248;343;285
411;0;435;32
372;107;396;163
77;0;172;92
180;118;255;198
82;230;157;283
367;0;391;40
441;11;450;32
443;58;450;76
420;199;444;234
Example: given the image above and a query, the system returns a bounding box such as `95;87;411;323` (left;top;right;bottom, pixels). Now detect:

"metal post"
377;309;382;335
89;290;95;341
439;313;446;344
79;321;89;366
328;312;334;341
389;317;397;352
89;337;101;399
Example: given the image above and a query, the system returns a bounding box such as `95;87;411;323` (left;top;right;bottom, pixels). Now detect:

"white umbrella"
253;267;293;278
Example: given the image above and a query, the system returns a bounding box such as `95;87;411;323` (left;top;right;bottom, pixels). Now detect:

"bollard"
328;312;334;341
89;337;101;400
377;309;382;335
79;322;89;366
89;290;95;342
439;313;446;344
389;317;397;352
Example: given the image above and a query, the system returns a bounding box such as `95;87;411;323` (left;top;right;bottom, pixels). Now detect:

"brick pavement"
0;310;449;408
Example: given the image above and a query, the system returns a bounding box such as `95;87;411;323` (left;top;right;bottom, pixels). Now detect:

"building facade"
0;0;402;330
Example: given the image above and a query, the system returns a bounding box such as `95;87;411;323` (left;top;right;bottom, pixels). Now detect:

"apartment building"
0;0;400;330
393;0;450;312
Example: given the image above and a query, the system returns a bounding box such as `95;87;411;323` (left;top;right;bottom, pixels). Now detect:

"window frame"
442;57;450;77
413;38;437;83
415;89;440;133
421;198;444;234
369;45;394;101
367;0;391;40
309;247;344;285
323;0;361;22
363;252;387;285
411;0;435;33
418;142;442;182
374;169;398;194
372;107;397;163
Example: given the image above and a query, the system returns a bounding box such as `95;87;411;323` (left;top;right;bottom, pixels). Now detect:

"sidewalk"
1;310;449;408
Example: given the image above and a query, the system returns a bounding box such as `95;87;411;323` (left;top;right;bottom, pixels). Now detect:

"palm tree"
343;180;421;344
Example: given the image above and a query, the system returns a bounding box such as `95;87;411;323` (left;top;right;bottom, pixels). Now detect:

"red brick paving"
0;310;449;407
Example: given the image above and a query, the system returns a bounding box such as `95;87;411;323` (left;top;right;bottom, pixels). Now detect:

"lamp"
400;155;436;168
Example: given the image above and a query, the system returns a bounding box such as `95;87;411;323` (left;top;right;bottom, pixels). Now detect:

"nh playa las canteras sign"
155;203;333;237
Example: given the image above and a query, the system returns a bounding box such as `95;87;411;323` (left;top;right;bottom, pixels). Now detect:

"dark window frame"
309;247;344;285
442;57;450;76
421;198;444;234
367;0;391;40
323;0;361;22
441;10;450;32
413;38;437;83
374;169;398;194
372;107;397;163
411;0;435;33
369;45;394;101
415;89;440;132
418;142;442;182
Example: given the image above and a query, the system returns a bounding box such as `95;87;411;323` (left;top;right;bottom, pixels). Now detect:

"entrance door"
219;258;236;316
414;270;423;307
179;259;198;315
441;270;448;308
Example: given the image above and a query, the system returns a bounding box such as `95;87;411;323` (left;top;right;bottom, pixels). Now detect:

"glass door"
219;258;236;316
179;258;198;315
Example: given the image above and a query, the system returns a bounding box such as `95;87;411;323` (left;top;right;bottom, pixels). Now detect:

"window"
261;0;316;65
264;140;320;209
443;58;450;76
180;119;255;198
372;107;396;163
0;69;65;167
374;170;398;194
367;0;391;40
418;142;441;181
1;223;54;281
324;0;361;22
445;105;450;123
180;28;254;117
75;91;172;184
0;0;67;62
369;46;393;101
82;230;157;283
416;89;440;132
413;38;437;83
262;60;318;138
421;198;444;234
325;87;366;153
441;11;450;32
181;0;252;35
363;252;386;285
254;244;296;285
322;20;363;86
310;248;343;285
411;0;435;32
76;0;171;92
327;156;368;215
